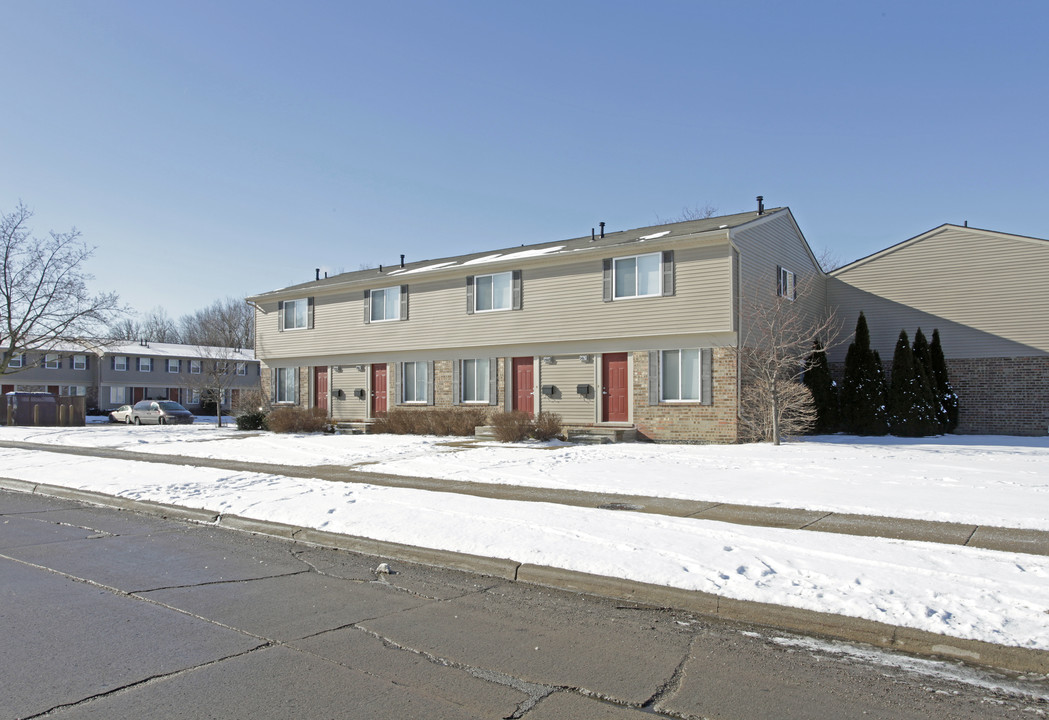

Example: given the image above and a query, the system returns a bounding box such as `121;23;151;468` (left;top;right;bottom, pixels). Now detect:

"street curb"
3;479;1047;675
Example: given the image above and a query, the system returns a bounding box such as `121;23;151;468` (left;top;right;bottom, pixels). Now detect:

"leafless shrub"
491;411;534;442
372;408;488;436
266;406;328;434
532;411;564;441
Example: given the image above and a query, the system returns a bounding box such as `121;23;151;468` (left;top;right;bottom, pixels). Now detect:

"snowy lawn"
6;423;1049;531
0;435;1047;651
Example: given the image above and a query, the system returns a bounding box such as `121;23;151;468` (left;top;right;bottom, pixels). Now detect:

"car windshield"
157;402;187;411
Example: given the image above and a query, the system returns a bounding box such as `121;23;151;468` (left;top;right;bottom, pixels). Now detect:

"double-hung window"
8;353;23;369
167;359;180;373
777;266;797;300
44;353;60;369
274;367;297;403
401;361;430;404
113;356;128;371
73;354;87;370
236;362;247;376
139;358;152;372
661;349;701;402
370;286;401;322
474;272;512;312
460;358;490;403
281;298;311;330
110;387;126;404
190;359;201;374
614;252;662;299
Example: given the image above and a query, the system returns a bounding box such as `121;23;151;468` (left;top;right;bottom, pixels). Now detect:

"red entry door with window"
511;357;534;415
602;353;629;422
371;364;387;416
313;366;328;412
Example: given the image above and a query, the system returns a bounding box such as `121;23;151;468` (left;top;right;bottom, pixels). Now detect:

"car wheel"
134;417;141;425
125;416;132;425
159;417;166;425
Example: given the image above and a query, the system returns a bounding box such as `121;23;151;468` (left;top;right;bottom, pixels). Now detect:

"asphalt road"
2;489;1047;720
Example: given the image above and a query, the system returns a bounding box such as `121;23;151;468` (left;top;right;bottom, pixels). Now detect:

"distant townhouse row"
249;207;821;443
2;341;261;413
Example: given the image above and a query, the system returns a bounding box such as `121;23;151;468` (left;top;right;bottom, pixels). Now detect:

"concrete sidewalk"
2;439;1048;674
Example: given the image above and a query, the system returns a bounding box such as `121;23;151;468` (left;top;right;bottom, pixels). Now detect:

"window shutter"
393;362;401;405
602;259;613;302
58;356;63;370
776;266;783;297
111;356;115;370
85;355;90;370
293;367;300;405
427;361;435;405
270;369;276;403
278;301;285;332
452;360;461;405
488;357;498;406
792;273;798;301
661;250;675;297
307;297;315;329
363;290;371;324
465;276;475;315
400;285;409;321
512;270;522;310
701;348;713;405
648;351;660;405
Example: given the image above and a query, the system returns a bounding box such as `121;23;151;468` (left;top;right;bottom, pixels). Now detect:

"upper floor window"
280;298;312;331
190;359;202;374
73;354;87;370
401;361;430;404
661;349;701;402
777;266;797;300
113;355;128;371
167;359;180;373
615;252;661;299
236;362;247;376
474;272;512;312
44;353;60;369
369;286;402;322
138;357;152;372
7;353;23;368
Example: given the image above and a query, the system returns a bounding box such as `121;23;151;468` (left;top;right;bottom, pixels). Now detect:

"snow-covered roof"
104;342;256;361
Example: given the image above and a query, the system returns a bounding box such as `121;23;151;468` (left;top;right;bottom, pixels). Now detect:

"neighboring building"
827;224;1049;436
248;205;823;443
1;341;261;414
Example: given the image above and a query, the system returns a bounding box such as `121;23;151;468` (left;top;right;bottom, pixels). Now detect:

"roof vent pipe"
600;221;605;238
400;254;405;268
591;228;595;242
315;268;320;281
756;196;764;215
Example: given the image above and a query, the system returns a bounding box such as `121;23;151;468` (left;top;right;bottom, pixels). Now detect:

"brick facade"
632;348;739;443
947;357;1049;436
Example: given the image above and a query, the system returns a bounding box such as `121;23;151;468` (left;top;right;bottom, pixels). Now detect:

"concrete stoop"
565;426;638;444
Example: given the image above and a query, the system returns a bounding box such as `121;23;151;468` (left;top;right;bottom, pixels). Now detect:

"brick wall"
632;348;739;443
948;357;1049;436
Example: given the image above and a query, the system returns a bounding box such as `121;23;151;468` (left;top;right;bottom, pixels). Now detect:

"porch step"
566;426;638;444
333;421;372;435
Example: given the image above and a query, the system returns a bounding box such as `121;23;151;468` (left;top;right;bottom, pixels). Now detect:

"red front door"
602;353;629;422
371;364;387;416
132;387;144;403
511;357;534;415
313;366;328;412
168;388;179;402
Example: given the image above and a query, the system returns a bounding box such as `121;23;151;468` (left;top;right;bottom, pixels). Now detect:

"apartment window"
661;349;701;401
370;286;401;322
614;253;661;299
401;361;430;404
280;298;311;330
138;357;152;372
44;353;60;369
777;266;797;300
460;358;490;403
61;385;86;396
167;359;180;373
110;386;126;405
73;354;87;370
113;355;128;371
216;360;229;374
474;272;512;312
7;353;23;368
236;361;246;376
275;367;297;403
190;359;201;374
188;388;201;405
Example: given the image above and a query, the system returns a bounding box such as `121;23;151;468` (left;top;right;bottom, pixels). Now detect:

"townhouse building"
249;206;823;443
2;341;261;413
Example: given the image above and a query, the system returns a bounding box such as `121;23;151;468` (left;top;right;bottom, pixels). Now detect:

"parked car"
108;405;135;424
130;400;195;425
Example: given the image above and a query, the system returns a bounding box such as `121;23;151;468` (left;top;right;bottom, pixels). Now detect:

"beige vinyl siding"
255;241;734;363
329;365;369;421
537;354;597;424
828;227;1049;361
731;212;826;347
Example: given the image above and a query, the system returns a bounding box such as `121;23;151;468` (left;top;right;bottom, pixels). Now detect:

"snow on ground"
7;423;1049;530
0;435;1047;651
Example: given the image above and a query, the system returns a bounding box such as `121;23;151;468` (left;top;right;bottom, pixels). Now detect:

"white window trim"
779;267;797;301
660;349;702;403
401;361;430;404
473;272;513;313
114;356;128;372
139;358;152;372
370;286;402;323
110;386;126;404
73;355;87;370
236;362;246;376
460;358;490;403
167;359;180;373
44;353;60;369
283;298;310;331
613;252;662;300
190;359;202;375
275;367;297;404
8;353;23;368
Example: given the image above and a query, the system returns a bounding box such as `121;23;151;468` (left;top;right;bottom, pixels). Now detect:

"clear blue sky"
2;1;1046;321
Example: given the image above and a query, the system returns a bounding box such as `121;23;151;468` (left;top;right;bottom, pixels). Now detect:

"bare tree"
814;246;843;273
656;204;719;224
139;306;180;343
734;279;841;445
179;296;253;349
2;202;125;376
183;346;251;427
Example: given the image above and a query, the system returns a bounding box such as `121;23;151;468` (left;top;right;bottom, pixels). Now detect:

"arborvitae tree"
840;312;888;435
911;328;943;432
929;329;960;432
887;330;940;436
803;339;839;433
